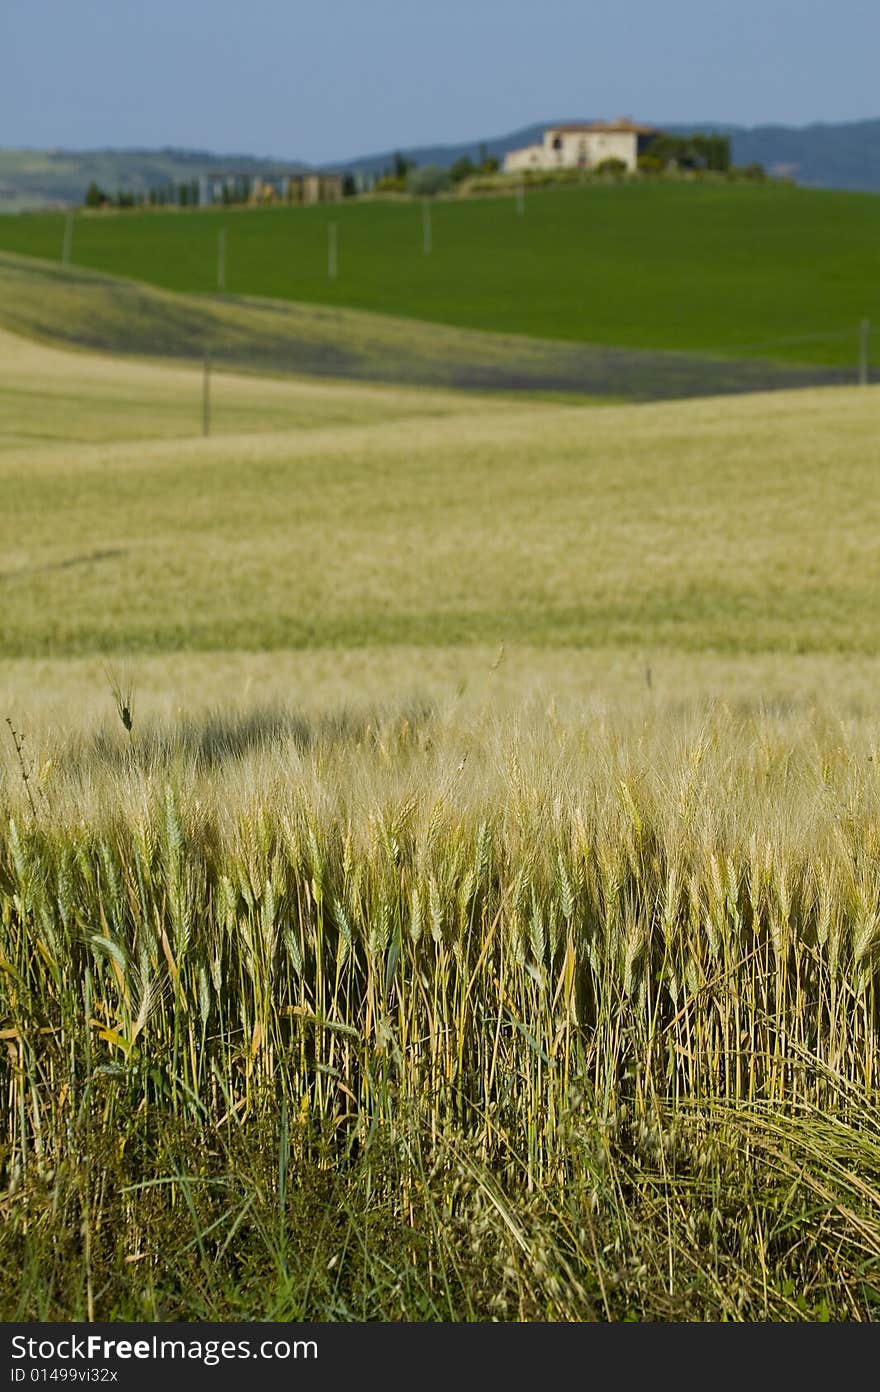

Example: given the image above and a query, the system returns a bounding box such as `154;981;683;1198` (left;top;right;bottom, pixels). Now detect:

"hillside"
0;182;877;375
0;322;502;451
0;251;855;401
1;320;878;661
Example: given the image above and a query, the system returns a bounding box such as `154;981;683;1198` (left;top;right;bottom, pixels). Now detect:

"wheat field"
2;329;880;1320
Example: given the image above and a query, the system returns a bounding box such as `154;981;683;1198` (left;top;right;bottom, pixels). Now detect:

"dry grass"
0;324;504;449
2;324;880;1319
6;645;880;739
2;358;879;658
3;696;880;1319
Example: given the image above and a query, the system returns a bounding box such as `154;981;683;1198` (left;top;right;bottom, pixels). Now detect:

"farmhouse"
503;119;658;174
301;173;344;204
197;171;345;206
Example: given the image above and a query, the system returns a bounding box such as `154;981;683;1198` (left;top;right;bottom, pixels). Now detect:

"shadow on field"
0;252;861;402
0;548;127;584
82;700;435;772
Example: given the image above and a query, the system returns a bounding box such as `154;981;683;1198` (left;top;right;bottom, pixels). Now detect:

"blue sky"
4;0;879;162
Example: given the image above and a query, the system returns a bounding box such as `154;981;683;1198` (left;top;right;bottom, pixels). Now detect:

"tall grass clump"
2;697;880;1320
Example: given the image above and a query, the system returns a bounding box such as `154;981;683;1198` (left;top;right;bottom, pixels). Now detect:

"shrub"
642;132;731;173
407;164;451;196
595;157;628;177
374;174;407;193
449;157;476;184
84;180;108;208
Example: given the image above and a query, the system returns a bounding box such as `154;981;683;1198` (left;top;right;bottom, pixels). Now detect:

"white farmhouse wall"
503;124;644;174
504;144;547;172
590;131;638;170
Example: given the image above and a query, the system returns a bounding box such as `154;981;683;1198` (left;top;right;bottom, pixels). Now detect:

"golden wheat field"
2;318;880;1321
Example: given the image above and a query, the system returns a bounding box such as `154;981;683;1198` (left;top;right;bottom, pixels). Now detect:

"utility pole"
202;355;211;437
422;199;432;255
217;228;227;291
328;221;338;279
62;213;73;266
859;318;870;386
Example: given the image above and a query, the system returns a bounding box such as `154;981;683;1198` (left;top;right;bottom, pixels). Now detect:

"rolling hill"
0;252;852;402
0;182;877;376
2;317;879;661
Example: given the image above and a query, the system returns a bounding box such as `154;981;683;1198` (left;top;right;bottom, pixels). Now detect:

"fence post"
328;222;338;280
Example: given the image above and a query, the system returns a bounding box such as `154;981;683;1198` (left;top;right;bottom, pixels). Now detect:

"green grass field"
1;250;849;401
3;325;880;1321
1;181;879;369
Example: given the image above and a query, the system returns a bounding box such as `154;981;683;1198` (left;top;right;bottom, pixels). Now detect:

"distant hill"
331;118;880;193
1;118;878;211
0;147;310;212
